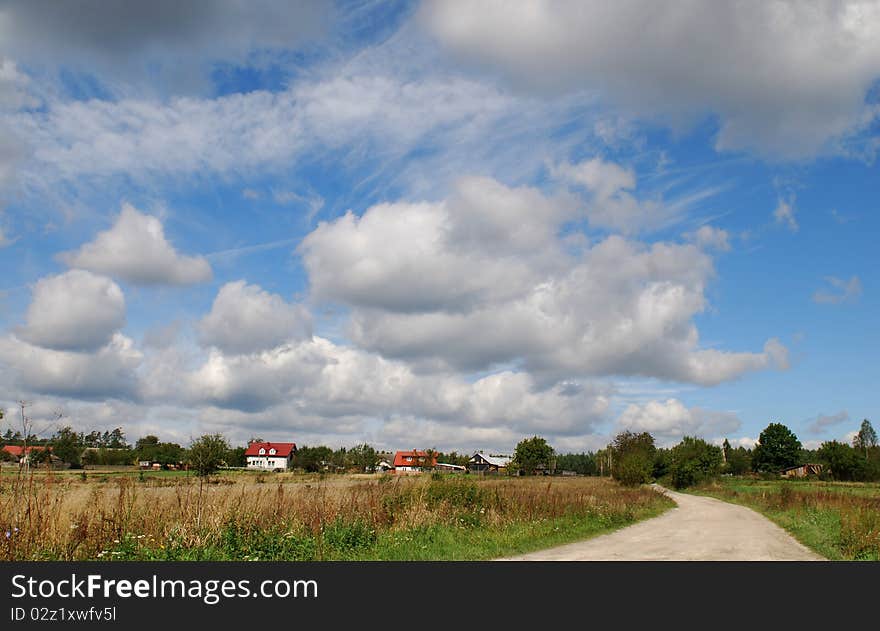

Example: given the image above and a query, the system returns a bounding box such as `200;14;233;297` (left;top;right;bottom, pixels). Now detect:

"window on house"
259;448;265;455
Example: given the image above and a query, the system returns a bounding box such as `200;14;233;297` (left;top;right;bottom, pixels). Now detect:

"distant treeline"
2;418;877;483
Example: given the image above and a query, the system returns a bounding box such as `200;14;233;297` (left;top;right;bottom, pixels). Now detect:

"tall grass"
0;470;671;560
694;478;880;560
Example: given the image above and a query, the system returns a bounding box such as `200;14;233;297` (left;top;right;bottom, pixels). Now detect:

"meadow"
692;477;880;560
0;469;673;561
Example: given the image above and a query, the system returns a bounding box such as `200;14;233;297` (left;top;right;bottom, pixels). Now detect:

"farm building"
393;450;436;472
376;460;394;472
245;442;297;471
780;463;823;478
468;452;512;474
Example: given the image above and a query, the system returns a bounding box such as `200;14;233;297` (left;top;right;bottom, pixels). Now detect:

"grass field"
0;469;673;561
692;477;880;560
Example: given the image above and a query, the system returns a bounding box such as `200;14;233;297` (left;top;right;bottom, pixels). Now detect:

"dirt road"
500;486;824;561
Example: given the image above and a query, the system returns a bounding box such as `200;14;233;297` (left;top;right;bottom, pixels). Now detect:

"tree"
669;436;723;489
725;445;752;475
188;434;230;478
853;419;878;462
51;426;83;468
347;443;378;472
511;436;554;475
609;430;656;486
752;422;801;473
817;441;865;481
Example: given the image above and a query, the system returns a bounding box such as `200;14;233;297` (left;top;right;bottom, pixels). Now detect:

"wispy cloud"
807;410;849;434
812;275;862;305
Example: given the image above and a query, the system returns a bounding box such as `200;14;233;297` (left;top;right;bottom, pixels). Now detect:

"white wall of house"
246;456;289;470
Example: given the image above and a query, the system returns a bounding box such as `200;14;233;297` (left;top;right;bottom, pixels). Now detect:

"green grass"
690;477;880;560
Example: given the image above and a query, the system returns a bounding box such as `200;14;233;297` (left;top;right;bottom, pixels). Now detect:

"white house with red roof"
245;442;297;471
392;450;436;473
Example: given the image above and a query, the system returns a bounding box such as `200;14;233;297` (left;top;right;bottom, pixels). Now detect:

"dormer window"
259;448;266;455
405;456;412;462
269;448;276;455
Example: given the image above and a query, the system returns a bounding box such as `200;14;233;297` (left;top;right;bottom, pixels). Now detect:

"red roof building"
2;445;48;459
244;442;297;471
393;450;436;471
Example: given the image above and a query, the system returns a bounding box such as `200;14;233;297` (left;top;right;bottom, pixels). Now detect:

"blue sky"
0;1;877;452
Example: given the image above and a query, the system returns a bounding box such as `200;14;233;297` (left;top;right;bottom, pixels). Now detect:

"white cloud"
0;332;141;400
175;335;611;442
300;177;571;314
616;398;742;445
685;225;731;251
304;179;786;385
198;281;312;355
812;275;862;304
18;269;125;352
422;0;880;158
553;158;720;234
59;203;211;285
773;197;798;232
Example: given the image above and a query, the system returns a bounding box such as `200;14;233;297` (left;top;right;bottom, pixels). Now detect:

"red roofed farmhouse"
245;442;297;471
393;450;436;473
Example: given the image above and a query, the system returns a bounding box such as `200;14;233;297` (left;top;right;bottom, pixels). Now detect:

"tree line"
599;418;880;488
2;416;877;486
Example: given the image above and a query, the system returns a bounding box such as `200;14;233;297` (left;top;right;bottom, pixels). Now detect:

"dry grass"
0;469;667;560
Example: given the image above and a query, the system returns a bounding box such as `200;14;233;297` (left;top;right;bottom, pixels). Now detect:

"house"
245;442;297;471
393;450;436;473
780;463;823;478
376;460;394;472
468;452;512;474
2;445;47;464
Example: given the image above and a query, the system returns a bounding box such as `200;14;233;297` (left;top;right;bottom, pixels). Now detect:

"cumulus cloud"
303;178;787;385
807;410;850;434
773;197;799;232
198;281;312;355
300;177;572;313
177;335;611;440
685;225;731;251
18;269;125;352
59;204;211;285
812;275;862;304
616;398;742;445
0;332;141;400
422;0;880;158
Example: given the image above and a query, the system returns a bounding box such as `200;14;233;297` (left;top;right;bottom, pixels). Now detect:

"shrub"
669;436;723;489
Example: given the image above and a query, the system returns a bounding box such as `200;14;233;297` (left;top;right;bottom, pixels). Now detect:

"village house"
245;442;297;471
468;452;512;474
1;445;63;468
393;450;436;473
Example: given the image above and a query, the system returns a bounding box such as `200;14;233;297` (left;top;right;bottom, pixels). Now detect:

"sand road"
500;486;824;561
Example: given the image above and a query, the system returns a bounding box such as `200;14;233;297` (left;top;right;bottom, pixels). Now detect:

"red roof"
393;450;436;468
244;442;297;457
2;445;48;457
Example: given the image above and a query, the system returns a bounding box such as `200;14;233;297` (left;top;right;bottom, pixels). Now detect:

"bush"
669;436;723;489
610;431;656;486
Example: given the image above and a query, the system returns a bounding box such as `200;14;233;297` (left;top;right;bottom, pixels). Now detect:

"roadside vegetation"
0;472;672;561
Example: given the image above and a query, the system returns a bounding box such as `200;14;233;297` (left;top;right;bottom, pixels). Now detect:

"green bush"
669;436;723;489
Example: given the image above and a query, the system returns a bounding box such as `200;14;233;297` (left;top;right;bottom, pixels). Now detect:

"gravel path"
500;486;824;561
